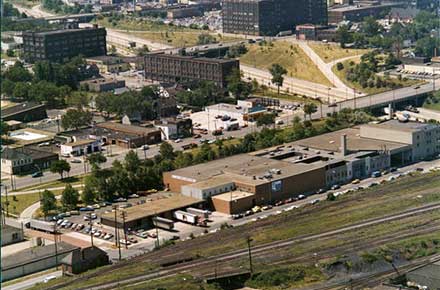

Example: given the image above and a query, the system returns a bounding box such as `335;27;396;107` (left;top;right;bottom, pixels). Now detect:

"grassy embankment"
308;43;370;63
240;41;333;87
96;17;239;47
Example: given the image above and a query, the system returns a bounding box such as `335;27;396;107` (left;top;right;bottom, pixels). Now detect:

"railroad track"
188;221;440;278
307;255;440;290
48;202;440;290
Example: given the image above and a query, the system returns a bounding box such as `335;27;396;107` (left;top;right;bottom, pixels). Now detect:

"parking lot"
53;192;230;250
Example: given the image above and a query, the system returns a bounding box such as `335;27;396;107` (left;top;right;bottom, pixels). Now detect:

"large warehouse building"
164;120;440;214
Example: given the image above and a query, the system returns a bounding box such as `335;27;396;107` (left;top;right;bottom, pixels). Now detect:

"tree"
269;64;287;95
61;184;79;210
256;113;276;127
337;25;352;48
81;185;95;205
86;152;107;169
66;91;89;109
227;68;251;100
61;109;93;130
336;62;344;71
136;45;150;56
41;190;57;217
50;160;71;179
160;142;175;160
4;61;32;82
303;103;318;120
196;33;217;45
1;121;10;136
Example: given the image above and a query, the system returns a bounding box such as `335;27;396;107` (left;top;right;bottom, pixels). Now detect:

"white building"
60;139;101;157
1;225;24;246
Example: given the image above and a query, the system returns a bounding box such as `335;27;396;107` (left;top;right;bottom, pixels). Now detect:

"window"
12;233;19;240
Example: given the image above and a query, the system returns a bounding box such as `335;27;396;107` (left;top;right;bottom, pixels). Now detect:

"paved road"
241;64;350;101
2;271;63;290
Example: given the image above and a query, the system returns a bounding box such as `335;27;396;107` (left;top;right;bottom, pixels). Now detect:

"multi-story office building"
222;0;327;36
144;54;239;88
22;25;106;63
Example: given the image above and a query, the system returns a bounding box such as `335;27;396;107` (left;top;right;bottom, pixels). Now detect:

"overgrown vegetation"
423;91;440;111
42;0;92;14
337;12;439;57
1;58;98;109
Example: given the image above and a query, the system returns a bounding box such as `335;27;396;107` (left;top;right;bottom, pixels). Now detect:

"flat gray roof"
2;242;78;270
362;119;438;133
292;127;409;153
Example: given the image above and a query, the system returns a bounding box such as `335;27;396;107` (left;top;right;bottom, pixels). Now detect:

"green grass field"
240;41;333;86
308;43;370;63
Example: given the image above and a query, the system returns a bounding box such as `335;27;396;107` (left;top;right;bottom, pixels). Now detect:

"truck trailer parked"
186;208;210;219
152;217;175;230
26;219;58;233
173;210;198;225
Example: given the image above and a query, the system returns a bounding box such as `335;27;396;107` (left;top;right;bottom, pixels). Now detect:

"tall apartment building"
222;0;327;36
144;54;239;88
22;26;107;63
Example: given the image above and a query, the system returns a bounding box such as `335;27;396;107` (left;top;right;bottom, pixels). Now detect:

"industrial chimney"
340;134;347;156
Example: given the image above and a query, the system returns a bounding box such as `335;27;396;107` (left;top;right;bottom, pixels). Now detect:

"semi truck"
26;219;58;233
173;210;198;225
152;217;175;230
186;208;210;219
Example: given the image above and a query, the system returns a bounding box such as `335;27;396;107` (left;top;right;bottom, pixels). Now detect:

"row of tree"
2;59;95;108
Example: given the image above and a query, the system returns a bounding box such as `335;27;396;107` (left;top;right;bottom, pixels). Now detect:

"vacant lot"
240;41;333;86
308;43;369;63
332;57;421;95
96;18;237;47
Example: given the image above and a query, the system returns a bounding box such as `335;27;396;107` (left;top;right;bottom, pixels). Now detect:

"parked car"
32;171;43;178
79;207;94;212
351;179;360;184
70;159;82;163
331;184;341;190
310;199;320;205
114;197;127;202
298;194;306;200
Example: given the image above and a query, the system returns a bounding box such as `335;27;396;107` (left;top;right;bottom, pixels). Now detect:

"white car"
310;199;320;205
43;275;57;283
174;139;182;143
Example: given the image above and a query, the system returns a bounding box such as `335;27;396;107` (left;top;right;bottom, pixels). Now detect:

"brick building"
144;54;239;88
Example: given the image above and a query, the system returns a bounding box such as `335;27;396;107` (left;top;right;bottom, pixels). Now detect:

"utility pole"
88;213;94;247
3;185;9;217
154;212;160;248
246;236;253;275
113;205;118;247
54;223;59;270
121;211;128;249
113;206;122;261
